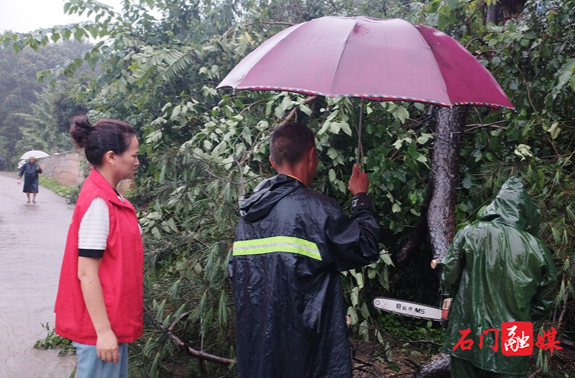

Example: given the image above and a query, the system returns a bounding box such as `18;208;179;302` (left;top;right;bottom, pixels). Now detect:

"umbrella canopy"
19;150;49;160
218;16;513;109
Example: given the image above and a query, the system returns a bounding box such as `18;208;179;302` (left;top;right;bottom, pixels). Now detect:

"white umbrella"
19;150;49;160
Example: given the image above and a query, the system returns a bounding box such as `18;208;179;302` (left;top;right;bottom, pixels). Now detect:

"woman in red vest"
55;115;143;378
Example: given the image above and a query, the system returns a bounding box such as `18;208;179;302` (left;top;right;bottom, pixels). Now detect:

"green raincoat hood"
479;176;541;236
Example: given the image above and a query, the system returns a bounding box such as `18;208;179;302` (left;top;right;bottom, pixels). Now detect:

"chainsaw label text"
395;303;425;314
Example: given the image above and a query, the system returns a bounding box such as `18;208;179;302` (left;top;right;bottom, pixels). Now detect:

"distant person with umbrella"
17;156;42;203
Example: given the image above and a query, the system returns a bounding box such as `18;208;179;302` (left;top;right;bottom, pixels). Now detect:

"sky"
1;0;126;33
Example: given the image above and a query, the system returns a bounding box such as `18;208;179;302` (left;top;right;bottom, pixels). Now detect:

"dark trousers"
451;357;527;378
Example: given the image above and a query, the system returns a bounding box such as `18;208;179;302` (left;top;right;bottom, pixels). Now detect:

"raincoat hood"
239;174;304;222
480;176;541;236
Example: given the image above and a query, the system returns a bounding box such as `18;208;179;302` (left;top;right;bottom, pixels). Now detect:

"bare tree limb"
144;305;234;367
516;65;559;156
528;368;543;378
282;95;317;124
465;121;507;132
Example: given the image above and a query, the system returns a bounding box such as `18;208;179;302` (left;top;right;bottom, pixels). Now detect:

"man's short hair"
270;122;315;166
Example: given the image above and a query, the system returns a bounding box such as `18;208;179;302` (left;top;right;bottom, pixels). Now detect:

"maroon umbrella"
217;16;514;163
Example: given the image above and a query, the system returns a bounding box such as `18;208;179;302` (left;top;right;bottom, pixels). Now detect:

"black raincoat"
19;161;42;193
229;174;380;378
440;177;557;376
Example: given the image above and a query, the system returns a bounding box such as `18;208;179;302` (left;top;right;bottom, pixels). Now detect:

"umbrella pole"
357;98;365;171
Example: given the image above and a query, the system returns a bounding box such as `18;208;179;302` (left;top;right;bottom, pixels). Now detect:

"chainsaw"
373;297;452;326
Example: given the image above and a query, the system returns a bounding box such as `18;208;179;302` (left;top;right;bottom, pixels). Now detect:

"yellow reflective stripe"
233;236;321;261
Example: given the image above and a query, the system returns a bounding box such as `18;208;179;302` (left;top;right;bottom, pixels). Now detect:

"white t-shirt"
78;197;109;257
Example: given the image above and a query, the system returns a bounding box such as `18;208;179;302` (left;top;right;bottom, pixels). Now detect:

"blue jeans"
73;342;128;378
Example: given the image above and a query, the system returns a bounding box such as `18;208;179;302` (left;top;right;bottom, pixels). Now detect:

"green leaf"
329;122;342;134
347;306;358;325
328;169;336;182
61;29;71;40
416;133;433;144
428;0;441;13
390;106;409;124
381;253;393;266
340;122;352;136
298;104;312;116
318;121;331;135
327;147;338;160
391;203;401;213
553;59;575;97
350;286;359;307
354;271;364;289
416;154;428;164
547;122;561;140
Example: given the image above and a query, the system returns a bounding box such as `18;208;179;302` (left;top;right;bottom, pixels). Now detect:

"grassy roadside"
39;176;77;198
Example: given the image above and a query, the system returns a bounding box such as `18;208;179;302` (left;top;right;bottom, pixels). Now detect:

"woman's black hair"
69;115;136;167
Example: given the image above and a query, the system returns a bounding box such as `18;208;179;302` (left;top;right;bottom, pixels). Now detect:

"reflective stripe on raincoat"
440;177;557;375
229;174;380;378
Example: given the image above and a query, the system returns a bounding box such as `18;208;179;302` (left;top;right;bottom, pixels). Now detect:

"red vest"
55;169;143;344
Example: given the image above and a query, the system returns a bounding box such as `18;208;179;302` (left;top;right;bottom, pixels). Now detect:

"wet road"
0;172;77;377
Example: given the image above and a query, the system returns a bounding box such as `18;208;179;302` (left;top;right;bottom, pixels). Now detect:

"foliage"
4;0;575;376
39;175;80;199
34;322;75;356
0;40;91;168
15;81;88;154
376;313;445;344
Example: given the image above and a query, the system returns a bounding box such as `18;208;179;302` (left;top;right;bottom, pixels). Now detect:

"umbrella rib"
329;19;360;95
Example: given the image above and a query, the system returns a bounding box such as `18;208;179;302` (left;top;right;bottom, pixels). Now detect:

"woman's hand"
96;328;119;363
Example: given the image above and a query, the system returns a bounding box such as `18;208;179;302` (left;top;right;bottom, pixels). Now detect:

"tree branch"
466;37;486;49
516;65;559;156
282;95;317;125
143;305;234;367
528;368;543;378
465;121;507;132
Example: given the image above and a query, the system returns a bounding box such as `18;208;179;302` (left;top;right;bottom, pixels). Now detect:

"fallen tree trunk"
428;106;469;266
412;352;451;378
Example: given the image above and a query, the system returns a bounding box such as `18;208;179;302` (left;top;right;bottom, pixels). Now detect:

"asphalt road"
0;171;77;377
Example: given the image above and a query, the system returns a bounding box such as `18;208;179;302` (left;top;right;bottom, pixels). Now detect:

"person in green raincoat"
440;176;557;378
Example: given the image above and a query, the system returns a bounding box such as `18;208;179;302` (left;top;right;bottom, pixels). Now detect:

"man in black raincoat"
18;156;43;203
440;177;557;378
229;122;380;378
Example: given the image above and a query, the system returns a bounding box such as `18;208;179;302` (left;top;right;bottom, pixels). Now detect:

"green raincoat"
440;177;557;376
